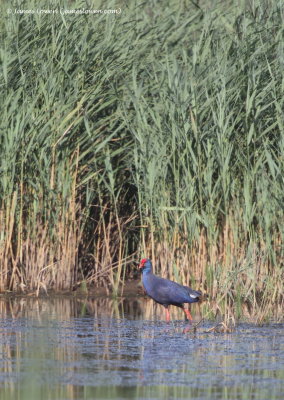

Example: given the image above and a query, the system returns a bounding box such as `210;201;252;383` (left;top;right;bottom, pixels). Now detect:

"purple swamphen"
139;258;202;321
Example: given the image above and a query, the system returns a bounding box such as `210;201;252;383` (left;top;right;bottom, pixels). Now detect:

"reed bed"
0;0;283;316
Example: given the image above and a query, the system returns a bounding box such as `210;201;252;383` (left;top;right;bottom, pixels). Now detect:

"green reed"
0;0;283;316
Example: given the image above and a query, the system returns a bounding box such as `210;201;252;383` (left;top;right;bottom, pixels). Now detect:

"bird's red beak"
139;259;146;269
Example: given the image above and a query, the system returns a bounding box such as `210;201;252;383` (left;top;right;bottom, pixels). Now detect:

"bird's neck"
143;267;152;275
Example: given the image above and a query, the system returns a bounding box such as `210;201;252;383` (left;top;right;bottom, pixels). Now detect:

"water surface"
0;296;283;399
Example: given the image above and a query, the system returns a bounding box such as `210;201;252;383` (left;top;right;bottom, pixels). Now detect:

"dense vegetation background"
0;0;283;315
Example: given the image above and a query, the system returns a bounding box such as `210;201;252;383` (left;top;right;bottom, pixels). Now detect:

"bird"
139;258;202;322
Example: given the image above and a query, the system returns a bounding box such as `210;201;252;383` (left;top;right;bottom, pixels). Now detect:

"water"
0;296;283;400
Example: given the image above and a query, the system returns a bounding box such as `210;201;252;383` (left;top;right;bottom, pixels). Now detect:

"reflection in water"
0;296;283;400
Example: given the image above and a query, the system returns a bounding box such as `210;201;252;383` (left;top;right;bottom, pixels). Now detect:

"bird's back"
142;272;201;306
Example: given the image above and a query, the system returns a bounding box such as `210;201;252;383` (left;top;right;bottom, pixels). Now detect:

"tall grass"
0;0;283;313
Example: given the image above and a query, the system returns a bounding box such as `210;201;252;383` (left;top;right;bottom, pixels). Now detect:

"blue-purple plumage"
139;258;201;321
142;272;201;306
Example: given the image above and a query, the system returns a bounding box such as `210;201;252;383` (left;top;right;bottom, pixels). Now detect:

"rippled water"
0;296;283;399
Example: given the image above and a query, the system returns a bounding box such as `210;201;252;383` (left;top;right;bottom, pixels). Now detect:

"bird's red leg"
165;307;171;322
183;308;193;321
